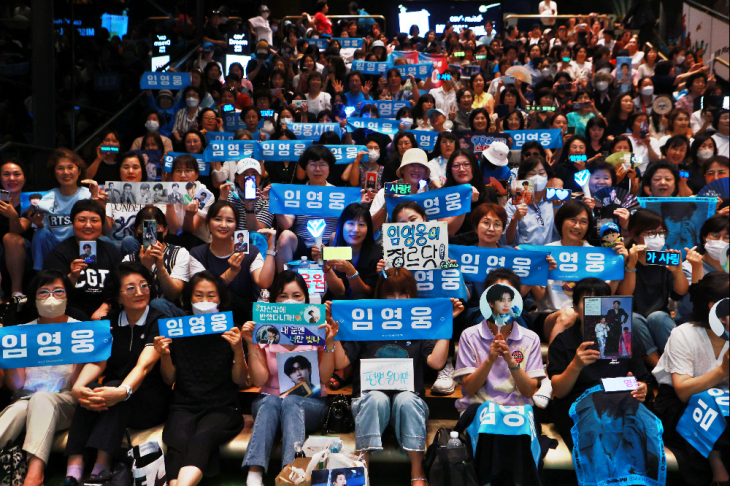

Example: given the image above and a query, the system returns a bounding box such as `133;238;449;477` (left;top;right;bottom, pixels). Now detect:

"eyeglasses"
174;168;196;175
36;289;67;300
122;283;151;296
566;218;589;227
641;230;668;237
75;217;102;225
306;162;329;169
397;141;412;147
451;163;471;171
708;233;730;242
441;139;456;145
480;220;502;229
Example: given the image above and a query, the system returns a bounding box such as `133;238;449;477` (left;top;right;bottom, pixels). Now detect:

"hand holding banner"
163;152;209;175
159;311;234;338
504;129;564;150
521;245;625;281
385;184;472;221
203;140;258;161
346;118;400;136
287;123;342;141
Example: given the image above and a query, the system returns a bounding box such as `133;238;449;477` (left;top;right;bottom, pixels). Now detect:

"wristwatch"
266;250;277;256
120;384;133;401
508;363;521;371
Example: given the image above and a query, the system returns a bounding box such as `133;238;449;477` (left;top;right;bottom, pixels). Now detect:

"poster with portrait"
512;179;534;205
479;283;524;335
455;131;508;157
19;190;53;218
311;467;367;486
79;241;97;264
131;149;163;181
583;296;633;359
709;298;729;341
276;350;320;398
638;197;717;258
616;56;633;94
234;230;249;254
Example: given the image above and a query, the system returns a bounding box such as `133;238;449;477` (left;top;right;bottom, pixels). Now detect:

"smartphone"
646;250;680;266
639;123;649;139
439;73;452;81
142;220;157;250
365;172;377;190
244;175;257;200
573;103;581;110
562;57;571;62
385;182;411;195
0;190;9;202
271;88;282;96
221;104;235;112
567;126;576;135
502;75;516;85
569;154;587;163
292;99;306;107
260;109;274;117
100;145;119;154
475;54;486;60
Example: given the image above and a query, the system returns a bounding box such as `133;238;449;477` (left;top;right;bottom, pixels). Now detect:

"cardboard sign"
361;358;415;392
383;221;448;270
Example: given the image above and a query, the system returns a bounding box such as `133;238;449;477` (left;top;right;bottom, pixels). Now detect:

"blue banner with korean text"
203;140;258;162
521;245;625;281
346;117;400;136
268;184;362;217
466;401;541;466
351;60;389;75
287;122;342;141
140;72;191;90
159;311;233;338
205;131;236;143
385;184;472;220
332;298;453;341
0;321;112;369
677;388;729;458
335;37;363;48
413;268;468;300
504;129;563;150
449;245;551;286
307;38;330;50
361;100;410;118
257;140;312;161
222;111;247;132
325;145;369;165
394;63;434;79
163;152;209;175
406;129;440;151
637;197;717;258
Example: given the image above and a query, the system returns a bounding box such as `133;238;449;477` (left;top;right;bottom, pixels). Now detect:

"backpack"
423;428;478;486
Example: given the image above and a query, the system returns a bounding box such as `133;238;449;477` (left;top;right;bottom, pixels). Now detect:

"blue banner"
140;72;191;90
325;145;369;165
203;140;257;162
466;401;541;466
361;100;410;118
406;129;440;151
346;117;400;136
268;184;362;217
287;122;342;141
394;63;434;79
159;311;234;338
335;37;363;49
253;323;326;345
521;245;625;282
637;197;717;258
205;131;236;143
449;245;551;286
257;140;312;161
351;60;389;75
332;298;453;341
570;385;667;486
504;129;564;150
677;388;729;458
0;321;112;368
413;268;468;300
222;111;247;132
307;38;330;50
385;184;472;220
163;152;209;176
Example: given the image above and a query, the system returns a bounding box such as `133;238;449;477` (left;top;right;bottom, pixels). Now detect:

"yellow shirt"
472;92;493;110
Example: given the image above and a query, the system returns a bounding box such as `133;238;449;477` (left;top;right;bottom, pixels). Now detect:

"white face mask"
145;120;159;132
36;296;67;318
676;56;685;64
280;117;293;125
192;301;219;315
186;97;199;108
368;149;380;163
530;174;548;191
400;117;413;128
705;239;729;261
261;120;275;135
698;148;714;161
595;81;609;91
641;86;654;96
644;234;666;251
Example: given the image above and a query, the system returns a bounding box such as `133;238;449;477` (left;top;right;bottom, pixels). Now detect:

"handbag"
323;394;354;434
0;440;27;486
423;428;478;486
83;433;134;486
129;441;167;486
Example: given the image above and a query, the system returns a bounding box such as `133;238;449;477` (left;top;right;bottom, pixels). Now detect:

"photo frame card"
583;296;633;360
233;230;249;254
276;350;320;397
79;241;97;264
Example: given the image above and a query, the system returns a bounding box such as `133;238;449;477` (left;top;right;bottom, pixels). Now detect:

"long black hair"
333;203;376;251
444;149;494;205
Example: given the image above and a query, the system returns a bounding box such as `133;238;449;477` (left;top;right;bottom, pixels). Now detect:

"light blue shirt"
40;187;92;241
504;197;558;247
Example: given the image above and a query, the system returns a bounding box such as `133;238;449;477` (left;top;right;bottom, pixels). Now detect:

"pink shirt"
258;343;327;397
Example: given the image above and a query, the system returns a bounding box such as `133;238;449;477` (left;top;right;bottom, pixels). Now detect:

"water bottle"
300;256;309;269
293;441;305;459
446;431;462;449
257;289;270;303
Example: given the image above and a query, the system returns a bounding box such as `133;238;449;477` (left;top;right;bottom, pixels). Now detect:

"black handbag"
0;440;27;486
423;428;478;486
324;394;354;434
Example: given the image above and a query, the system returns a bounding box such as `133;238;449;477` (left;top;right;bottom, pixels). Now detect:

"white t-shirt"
123;245;191;283
626;134;661;173
306;92;332;116
653;323;729;388
537;241;594;312
249;16;273;46
712;132;729;157
690;109;706;135
630;51;645;69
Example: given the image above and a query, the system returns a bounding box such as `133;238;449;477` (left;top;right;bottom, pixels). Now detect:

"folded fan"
697;178;729;199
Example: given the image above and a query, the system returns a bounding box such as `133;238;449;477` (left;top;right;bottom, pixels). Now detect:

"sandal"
329;372;346;390
411;479;428;485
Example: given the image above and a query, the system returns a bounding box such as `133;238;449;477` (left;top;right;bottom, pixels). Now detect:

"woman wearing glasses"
0;270;81;486
63;262;171;486
166;155;216;250
442;150;494;237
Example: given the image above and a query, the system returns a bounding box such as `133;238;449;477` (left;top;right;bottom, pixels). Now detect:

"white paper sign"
601;376;638;393
360;358;414;392
383;221;448;270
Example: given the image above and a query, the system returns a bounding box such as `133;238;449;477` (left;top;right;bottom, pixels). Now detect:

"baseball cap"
156;89;173;101
236;158;262;175
427;108;446;119
372;40;385;49
202;42;215;52
600;222;620;237
482;141;510;167
396;148;430;178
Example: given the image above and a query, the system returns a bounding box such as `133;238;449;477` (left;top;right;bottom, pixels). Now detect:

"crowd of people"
0;3;729;486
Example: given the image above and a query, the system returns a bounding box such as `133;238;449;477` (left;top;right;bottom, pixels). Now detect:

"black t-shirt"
326;244;382;300
203;24;225;42
93;160;121;185
343;339;436;397
633;260;680;317
606;117;631;138
265;161;298;185
103;308;169;395
43;237;122;316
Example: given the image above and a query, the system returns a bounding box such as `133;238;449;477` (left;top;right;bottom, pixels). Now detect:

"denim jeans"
632;311;676;356
31;228;59;271
242;394;328;472
150;298;187;318
351;391;429;452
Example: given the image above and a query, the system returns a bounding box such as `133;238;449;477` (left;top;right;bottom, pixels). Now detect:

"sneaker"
431;360;456;395
533;377;552;409
64;477;79;486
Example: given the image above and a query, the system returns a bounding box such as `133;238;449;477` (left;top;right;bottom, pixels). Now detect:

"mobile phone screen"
569;155;587;163
100;146;119;154
244;176;257;200
567;127;576;135
646;250;680;266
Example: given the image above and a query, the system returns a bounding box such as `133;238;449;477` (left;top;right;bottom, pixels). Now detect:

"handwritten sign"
159;311;233;338
361;359;415;392
383;221;448;270
0;321;112;368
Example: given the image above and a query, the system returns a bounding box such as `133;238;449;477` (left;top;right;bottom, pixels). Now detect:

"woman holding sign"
64;262;171;486
153;272;248;486
0;270;81;486
652;272;729;486
240;271;339;486
505;155;558;246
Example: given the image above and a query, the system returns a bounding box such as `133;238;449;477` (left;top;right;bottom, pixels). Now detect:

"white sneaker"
431;360;456;395
533;377;552;409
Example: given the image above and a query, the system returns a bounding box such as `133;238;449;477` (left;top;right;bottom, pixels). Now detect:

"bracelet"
324;345;335;353
346;271;360;280
266;250;277;256
508;363;520;371
245;209;255;213
248;353;260;357
625;267;636;273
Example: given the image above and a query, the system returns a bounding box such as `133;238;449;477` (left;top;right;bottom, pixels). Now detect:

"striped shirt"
227;186;274;229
